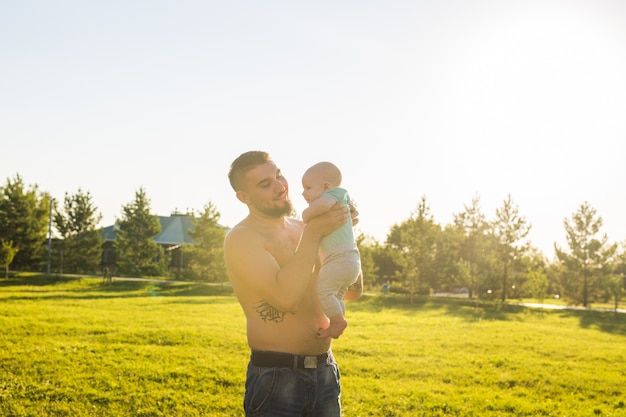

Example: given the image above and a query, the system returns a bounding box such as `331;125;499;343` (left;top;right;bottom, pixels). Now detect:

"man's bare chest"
267;239;297;266
264;230;301;267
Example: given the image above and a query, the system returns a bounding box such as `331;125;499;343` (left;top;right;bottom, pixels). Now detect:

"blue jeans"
244;351;341;416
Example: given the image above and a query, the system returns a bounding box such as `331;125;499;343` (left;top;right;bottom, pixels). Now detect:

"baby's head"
302;162;342;203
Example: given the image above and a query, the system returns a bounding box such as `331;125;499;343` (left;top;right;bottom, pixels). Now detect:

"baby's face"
301;171;327;204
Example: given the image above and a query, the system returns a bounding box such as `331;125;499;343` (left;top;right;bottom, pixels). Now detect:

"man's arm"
225;204;349;313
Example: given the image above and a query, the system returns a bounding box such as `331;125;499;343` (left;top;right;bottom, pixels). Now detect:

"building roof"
101;214;196;246
154;214;195;245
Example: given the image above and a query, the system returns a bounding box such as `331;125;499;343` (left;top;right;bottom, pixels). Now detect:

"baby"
301;161;362;339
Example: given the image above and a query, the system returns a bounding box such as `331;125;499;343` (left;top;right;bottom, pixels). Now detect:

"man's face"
241;161;293;217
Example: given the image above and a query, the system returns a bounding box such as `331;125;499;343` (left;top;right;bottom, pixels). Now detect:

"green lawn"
1;275;625;416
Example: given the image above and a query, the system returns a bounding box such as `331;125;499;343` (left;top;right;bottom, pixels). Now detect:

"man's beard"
259;199;293;218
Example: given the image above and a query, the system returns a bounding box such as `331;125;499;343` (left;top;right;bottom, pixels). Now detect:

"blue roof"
154;215;195;245
101;214;196;246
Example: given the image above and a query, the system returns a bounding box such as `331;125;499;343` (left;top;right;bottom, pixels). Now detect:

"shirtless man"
224;151;362;416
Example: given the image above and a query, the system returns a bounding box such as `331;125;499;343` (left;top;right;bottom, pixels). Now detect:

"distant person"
301;161;362;339
224;151;362;416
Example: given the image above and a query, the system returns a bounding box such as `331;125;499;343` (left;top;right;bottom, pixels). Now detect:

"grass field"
1;275;625;416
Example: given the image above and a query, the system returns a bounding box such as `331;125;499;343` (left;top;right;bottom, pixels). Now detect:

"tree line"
1;174;624;308
358;195;625;309
0;175;225;282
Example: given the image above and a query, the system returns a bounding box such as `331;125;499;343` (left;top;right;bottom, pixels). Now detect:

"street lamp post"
47;198;55;275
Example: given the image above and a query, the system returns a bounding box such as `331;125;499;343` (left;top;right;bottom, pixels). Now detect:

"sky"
2;0;625;258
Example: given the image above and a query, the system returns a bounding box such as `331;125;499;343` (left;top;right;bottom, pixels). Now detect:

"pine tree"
453;194;492;299
387;196;440;303
555;202;616;307
115;188;166;277
53;189;104;274
184;202;227;282
492;194;531;302
0;175;50;271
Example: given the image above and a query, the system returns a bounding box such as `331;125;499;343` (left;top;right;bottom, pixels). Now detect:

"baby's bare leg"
317;313;348;339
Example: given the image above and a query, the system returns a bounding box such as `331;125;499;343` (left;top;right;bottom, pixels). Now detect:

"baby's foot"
317;315;348;339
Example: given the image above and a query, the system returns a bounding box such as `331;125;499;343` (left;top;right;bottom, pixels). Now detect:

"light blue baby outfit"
317;187;361;318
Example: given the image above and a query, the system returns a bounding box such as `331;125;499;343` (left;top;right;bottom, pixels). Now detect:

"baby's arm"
302;196;337;223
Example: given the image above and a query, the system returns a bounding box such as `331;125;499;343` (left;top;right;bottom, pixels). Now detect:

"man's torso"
230;217;330;355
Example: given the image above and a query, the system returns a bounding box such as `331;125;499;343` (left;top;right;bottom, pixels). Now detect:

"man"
224;151;362;416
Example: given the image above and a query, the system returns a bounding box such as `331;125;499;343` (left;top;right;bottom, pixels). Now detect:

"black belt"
250;350;330;369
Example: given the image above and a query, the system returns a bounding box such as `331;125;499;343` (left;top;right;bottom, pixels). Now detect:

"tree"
526;258;549;304
602;240;625;312
432;225;466;293
53;189;104;274
371;240;399;290
183;202;227;282
491;194;531;302
114;188;167;277
386;196;441;303
0;175;50;271
606;274;624;313
555;202;616;307
452;194;491;298
0;239;18;278
355;232;380;289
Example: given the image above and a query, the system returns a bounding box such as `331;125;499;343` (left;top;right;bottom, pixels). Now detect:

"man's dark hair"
228;151;270;191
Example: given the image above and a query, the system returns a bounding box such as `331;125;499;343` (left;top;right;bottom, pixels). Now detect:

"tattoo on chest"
254;300;285;323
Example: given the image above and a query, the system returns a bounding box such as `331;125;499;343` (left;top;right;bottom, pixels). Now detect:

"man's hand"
305;203;349;238
349;201;359;227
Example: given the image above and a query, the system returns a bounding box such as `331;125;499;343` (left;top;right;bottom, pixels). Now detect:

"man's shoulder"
224;220;259;246
285;217;305;229
225;217;304;243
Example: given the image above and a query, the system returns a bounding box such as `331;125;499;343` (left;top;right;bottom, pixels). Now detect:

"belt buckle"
303;356;317;369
